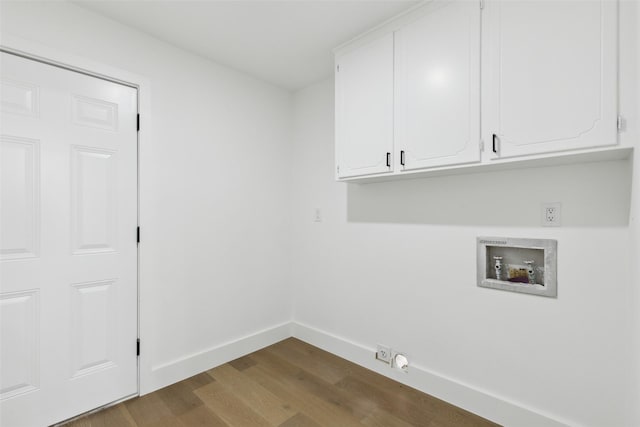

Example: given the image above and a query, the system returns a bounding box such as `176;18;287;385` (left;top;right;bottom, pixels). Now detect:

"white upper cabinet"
335;33;394;179
335;0;622;182
395;1;481;171
486;0;618;159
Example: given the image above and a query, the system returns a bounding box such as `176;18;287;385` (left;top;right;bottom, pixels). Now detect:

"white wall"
0;1;294;393
290;3;640;425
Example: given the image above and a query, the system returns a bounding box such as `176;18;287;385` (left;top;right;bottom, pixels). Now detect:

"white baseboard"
143;322;292;394
292;322;571;427
141;320;572;427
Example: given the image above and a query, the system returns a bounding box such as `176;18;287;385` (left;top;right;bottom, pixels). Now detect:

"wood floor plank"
335;374;435;426
361;408;416;427
337;374;496;427
229;354;257;371
193;378;272;427
63;404;137;427
278;413;322;427
282;339;362;378
250;348;378;420
243;363;364;427
117;404;139;426
156;381;205;417
63;338;500;427
153;372;215;417
176;405;229;427
207;363;296;425
92;405;138;427
295;340;498;427
185;372;216;389
265;339;350;384
124;392;183;427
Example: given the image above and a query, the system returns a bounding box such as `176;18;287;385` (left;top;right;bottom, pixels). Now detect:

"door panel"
335;33;394;178
0;136;40;260
395;1;481;171
71;146;118;255
70;279;117;378
0;52;138;427
487;0;617;158
72;94;119;132
0;290;40;400
0;79;39;117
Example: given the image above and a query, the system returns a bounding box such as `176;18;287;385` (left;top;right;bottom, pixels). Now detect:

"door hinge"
480;0;484;9
137;339;140;356
137;226;140;244
617;115;623;132
337;165;340;174
336;65;340;72
480;139;485;152
137;114;140;132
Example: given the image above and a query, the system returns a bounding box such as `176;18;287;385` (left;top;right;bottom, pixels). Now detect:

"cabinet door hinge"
137;226;140;244
137;339;140;356
479;139;485;152
337;165;340;174
336;65;340;72
137;114;140;132
617;115;623;132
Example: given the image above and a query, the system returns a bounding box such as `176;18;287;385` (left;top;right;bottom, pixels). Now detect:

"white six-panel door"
335;33;394;179
395;1;481;171
0;52;138;427
485;0;618;158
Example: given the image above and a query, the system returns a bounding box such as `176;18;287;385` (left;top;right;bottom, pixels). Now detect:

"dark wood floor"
63;338;499;427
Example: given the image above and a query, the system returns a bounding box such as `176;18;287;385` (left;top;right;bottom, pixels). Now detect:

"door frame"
0;34;152;405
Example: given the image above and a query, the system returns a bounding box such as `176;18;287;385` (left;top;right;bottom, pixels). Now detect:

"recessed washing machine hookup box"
477;237;557;297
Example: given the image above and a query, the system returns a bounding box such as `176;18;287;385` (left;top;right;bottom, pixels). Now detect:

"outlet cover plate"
541;202;561;226
376;344;391;364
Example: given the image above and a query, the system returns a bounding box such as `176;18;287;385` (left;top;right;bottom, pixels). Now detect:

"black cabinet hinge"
137;114;140;132
137;339;140;356
137;226;140;244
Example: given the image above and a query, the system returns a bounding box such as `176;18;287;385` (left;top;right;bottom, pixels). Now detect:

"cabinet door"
486;0;617;159
395;1;481;171
335;34;394;179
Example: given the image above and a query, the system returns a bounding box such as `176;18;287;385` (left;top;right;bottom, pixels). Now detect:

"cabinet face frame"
394;0;482;172
335;33;395;179
484;0;618;160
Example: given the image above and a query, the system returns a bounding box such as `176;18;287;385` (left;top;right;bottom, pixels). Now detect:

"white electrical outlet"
376;344;391;364
541;202;561;227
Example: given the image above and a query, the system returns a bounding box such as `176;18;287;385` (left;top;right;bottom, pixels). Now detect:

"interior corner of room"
1;0;639;426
